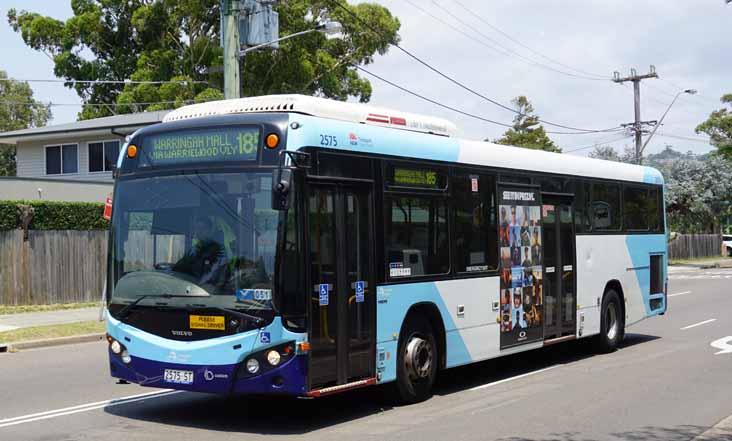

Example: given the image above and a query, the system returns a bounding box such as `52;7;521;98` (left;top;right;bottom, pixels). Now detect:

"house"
0;111;169;202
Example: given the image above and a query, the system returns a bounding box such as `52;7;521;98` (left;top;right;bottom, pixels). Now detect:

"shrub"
0;200;108;231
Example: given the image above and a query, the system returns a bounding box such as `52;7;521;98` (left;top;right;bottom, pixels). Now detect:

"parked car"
724;235;732;257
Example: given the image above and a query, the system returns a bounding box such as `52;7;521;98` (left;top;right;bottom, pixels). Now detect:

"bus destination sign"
141;126;261;166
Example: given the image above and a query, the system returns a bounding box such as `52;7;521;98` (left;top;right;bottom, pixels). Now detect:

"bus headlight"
266;350;281;366
110;340;122;354
121;350;132;364
246;358;260;374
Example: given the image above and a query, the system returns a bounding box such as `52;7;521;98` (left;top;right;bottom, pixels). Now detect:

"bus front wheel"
393;314;438;404
596;289;624;353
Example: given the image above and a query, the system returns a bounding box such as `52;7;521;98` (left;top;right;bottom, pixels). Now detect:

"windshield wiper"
187;305;265;326
117;294;207;318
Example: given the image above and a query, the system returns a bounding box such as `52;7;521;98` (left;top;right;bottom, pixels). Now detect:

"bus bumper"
106;315;308;396
109;350;308;395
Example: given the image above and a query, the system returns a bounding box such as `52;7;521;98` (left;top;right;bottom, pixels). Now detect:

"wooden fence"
668;234;723;260
0;230;107;306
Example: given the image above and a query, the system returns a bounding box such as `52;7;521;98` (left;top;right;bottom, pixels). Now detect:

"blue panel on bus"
643;167;664;185
625;234;667;317
285;114;460;163
375;281;472;383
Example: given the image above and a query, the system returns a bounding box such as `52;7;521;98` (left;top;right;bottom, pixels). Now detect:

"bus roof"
163;94;458;137
161;95;663;186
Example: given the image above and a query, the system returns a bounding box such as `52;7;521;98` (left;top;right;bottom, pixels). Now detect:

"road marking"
469;365;558;392
0;389;182;429
711;336;732;355
668;291;692;298
0;325;18;332
681;319;717;330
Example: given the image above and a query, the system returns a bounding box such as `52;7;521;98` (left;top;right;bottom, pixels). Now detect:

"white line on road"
469;365;559;392
0;389;182;429
668;291;692;298
681;319;717;330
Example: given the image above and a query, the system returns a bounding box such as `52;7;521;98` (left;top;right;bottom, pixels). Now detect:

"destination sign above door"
139;126;261;166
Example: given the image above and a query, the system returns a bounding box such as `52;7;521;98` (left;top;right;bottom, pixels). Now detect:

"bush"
0;200;108;231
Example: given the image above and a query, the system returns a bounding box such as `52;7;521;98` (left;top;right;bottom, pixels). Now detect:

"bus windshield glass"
109;171;280;314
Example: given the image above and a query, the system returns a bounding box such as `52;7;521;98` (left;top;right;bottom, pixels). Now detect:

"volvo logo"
519;331;527;339
171;330;193;337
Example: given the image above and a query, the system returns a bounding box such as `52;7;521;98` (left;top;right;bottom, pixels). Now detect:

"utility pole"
613;66;659;164
222;0;241;99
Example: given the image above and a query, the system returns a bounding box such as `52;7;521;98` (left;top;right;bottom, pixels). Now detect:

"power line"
329;0;621;134
355;66;513;128
449;0;610;80
421;0;609;81
0;78;211;85
356;66;623;135
655;132;711;143
564;134;634;154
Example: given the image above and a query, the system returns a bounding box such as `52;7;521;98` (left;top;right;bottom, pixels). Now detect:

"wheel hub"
405;336;433;381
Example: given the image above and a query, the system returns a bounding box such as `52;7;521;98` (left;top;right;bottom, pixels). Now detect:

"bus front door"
542;196;577;340
307;184;375;389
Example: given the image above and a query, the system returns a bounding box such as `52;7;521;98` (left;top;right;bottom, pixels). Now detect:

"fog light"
246;358;260;374
110;340;121;354
121;350;132;364
266;350;281;366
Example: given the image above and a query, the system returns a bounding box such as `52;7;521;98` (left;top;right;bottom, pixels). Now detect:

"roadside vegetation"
669;256;732;265
0;321;104;344
0;302;98;315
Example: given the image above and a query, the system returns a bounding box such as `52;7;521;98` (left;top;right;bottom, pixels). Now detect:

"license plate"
189;315;225;330
163;369;194;384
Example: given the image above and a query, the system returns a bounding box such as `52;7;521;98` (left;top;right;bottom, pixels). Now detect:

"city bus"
105;94;667;403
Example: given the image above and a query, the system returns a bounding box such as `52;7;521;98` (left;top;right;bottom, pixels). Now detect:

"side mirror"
272;168;293;211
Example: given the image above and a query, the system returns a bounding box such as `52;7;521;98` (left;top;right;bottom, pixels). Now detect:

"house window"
46;144;78;175
89;140;120;172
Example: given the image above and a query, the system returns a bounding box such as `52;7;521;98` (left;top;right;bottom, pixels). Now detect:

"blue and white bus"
106;95;667;403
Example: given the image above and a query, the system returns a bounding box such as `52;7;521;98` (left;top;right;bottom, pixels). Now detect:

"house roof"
0;110;170;145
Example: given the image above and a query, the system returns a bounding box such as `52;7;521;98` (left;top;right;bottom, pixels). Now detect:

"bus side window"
385;196;449;278
452;172;498;273
591;183;621;231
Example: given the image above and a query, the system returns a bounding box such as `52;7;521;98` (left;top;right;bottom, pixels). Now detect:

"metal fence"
668;234;723;260
0;230;107;306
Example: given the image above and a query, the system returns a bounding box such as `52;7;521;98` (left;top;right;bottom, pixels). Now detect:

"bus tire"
596;289;623;353
393;314;438;404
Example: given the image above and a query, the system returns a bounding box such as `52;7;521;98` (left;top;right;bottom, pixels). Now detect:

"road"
1;266;731;441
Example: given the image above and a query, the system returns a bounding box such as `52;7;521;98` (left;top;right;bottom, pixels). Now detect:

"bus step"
307;378;377;397
543;335;576;346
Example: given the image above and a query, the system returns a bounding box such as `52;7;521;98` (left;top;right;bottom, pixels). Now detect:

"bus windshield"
109;171;281;315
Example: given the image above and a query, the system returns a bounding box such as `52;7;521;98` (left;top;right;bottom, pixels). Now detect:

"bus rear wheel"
596;289;624;353
393;315;438;404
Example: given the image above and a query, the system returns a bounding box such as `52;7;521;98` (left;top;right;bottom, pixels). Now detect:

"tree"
8;1;400;120
664;156;732;233
695;93;732;158
0;70;51;176
493;96;561;153
588;145;622;162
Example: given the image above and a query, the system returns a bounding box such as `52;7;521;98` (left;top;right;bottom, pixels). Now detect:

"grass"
0;302;99;315
0;320;105;344
669;255;732;265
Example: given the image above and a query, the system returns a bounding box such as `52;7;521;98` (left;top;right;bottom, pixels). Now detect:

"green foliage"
7;1;400;119
662;154;732;234
0;201;108;231
588;145;622;162
0;70;51;176
493;96;561;153
587;144;636;163
695;93;732;158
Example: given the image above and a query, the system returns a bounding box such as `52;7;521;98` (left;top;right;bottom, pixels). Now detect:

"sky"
1;0;730;157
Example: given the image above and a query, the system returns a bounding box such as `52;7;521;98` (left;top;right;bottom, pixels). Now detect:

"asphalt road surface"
2;266;731;441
